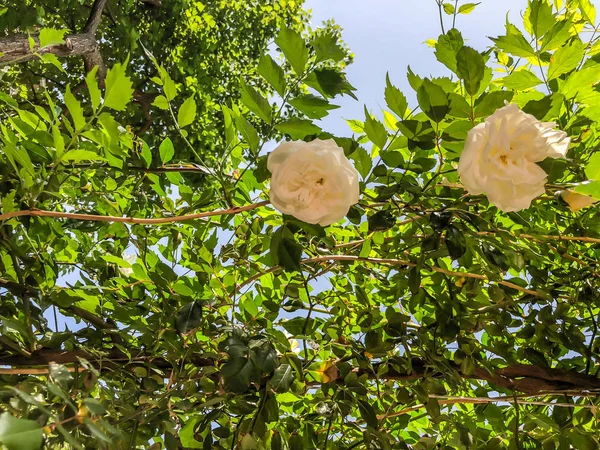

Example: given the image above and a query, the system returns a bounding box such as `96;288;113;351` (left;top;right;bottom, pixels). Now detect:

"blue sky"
305;0;527;134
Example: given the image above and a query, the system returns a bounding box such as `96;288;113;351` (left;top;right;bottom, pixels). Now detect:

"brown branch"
2;348;599;396
377;395;597;421
0;348;213;372
0;33;99;66
83;0;109;34
0;200;270;225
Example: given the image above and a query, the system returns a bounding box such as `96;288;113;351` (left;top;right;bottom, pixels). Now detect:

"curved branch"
0;200;270;225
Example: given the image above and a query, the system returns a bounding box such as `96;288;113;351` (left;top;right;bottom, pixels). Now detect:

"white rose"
119;253;136;277
267;139;360;226
458;103;570;212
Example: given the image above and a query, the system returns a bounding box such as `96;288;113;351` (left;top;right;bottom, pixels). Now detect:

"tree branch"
0;200;270;225
83;0;109;34
2;349;599;395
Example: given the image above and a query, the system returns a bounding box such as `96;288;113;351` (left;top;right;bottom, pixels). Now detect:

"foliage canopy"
1;0;600;449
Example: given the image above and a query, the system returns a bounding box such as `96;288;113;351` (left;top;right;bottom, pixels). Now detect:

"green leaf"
358;400;378;428
312;33;346;63
498;70;543;90
152;95;169;110
385;74;408;118
561;67;600;100
64;85;86;131
275;27;308;76
270;364;294;393
548;41;586;80
435;29;465;73
368;210;395;232
83;418;112;444
458;2;479;14
491;29;536;58
159;137;175;164
305;69;357;99
446;225;467;259
140;140;152;168
39;28;66;48
578;0;596;26
222;356;254;393
104;62;134;111
417;78;450;122
258;53;286;97
289;95;339;120
275;118;321;140
40;53;65;72
585;153;600;181
177;95;197;128
541;20;572;51
158;66;179;101
350;146;372;179
575;181;600;199
61;150;105;163
278;236;303;272
524;0;554;37
234;115;260;152
456;46;486;96
443;3;455;14
364;107;388;149
175;301;203;334
240;80;272;123
0;413;43;450
85;66;102;111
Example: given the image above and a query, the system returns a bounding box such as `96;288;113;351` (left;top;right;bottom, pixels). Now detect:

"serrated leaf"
258;54;285;97
104;62;134;111
435;29;465;73
159;137;175;164
85;66;102;111
177;95;197;128
275;27;308;76
64;85;86;131
417;79;449;122
456;46;486;96
234;115;260;152
385;74;408;118
240;80;272;123
524;0;554;37
140;140;152;168
275;118;321;140
498;69;543;90
39;28;67;48
288;95;339;120
491;29;536;58
312;33;346;63
364;107;388;149
152;95;169;110
304;68;357;100
548;41;586;80
541;20;572;51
